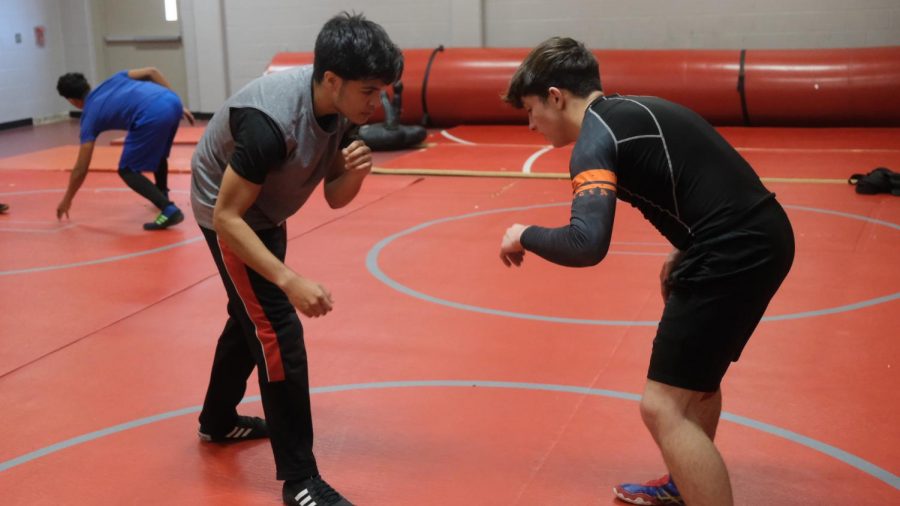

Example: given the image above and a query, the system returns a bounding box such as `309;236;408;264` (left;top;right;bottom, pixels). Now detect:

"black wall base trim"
0;118;34;131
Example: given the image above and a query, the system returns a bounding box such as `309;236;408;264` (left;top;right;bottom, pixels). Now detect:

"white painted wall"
0;0;67;124
180;0;229;113
219;0;472;95
484;0;900;49
59;0;101;85
193;0;900;111
4;0;899;121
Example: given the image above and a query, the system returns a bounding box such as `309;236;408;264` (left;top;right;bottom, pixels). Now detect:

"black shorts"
648;197;795;392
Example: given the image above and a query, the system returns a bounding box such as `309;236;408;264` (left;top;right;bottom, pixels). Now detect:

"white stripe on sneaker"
225;427;240;438
295;489;310;505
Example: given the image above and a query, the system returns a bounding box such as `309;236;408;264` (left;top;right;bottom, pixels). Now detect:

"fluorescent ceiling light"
165;0;178;21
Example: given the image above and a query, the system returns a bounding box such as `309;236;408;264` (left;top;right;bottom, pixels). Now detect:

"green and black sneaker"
143;205;184;230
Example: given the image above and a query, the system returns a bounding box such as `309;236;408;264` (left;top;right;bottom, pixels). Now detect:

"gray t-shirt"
190;65;351;230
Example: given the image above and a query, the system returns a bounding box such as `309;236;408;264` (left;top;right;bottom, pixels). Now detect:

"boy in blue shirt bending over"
56;68;194;230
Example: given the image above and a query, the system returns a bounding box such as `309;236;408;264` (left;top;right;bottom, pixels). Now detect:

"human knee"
640;395;674;432
640;386;696;433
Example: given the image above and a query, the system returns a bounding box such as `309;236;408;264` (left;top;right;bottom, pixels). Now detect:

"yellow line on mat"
373;167;846;184
373;168;565;179
760;177;846;184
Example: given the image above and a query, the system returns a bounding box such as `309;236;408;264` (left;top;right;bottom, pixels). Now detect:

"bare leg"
640;380;732;506
689;388;722;440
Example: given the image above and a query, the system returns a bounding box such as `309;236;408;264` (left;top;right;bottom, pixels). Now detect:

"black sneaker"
283;476;353;506
198;415;268;443
143;208;184;230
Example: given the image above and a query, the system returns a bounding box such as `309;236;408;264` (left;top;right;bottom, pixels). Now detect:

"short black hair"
503;37;602;109
57;73;91;100
313;12;403;85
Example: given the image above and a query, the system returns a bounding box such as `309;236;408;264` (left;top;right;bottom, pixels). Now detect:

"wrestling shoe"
613;474;684;505
144;204;184;230
198;415;268;443
283;475;353;506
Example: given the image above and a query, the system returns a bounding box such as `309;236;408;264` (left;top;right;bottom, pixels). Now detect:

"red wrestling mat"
382;126;900;181
2;122;898;505
378;141;900;181
1;176;897;505
431;125;548;146
0;145;195;173
378;143;571;175
111;126;206;146
0;170;421;376
433;125;900;151
718;126;900;150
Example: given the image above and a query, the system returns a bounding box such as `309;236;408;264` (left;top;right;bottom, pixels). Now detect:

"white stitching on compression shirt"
607;96;686;231
617;134;662;144
588;108;618;158
604;97;692;236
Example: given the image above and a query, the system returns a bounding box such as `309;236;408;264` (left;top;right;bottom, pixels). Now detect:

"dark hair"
313;12;403;85
56;73;91;100
503;37;602;109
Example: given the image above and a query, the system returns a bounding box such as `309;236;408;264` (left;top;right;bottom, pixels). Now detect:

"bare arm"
126;67;194;125
323;140;372;208
127;67;173;89
213;167;333;317
56;141;95;219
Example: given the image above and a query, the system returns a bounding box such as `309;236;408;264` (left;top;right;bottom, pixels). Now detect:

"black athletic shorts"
648;197;795;392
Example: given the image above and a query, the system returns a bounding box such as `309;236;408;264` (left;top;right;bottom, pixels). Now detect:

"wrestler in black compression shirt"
500;36;794;506
521;94;775;274
512;90;794;390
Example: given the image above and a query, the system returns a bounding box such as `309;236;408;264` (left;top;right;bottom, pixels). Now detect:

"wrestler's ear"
547;87;565;110
321;70;342;92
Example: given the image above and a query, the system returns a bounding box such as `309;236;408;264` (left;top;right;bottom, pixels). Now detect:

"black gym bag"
848;167;900;196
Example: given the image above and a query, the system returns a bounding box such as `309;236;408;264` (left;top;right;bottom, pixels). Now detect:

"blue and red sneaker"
613;474;684;505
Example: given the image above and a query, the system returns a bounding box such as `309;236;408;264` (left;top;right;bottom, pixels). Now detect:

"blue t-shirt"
79;71;173;143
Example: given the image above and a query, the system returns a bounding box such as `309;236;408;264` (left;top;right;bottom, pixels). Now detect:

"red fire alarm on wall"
34;25;46;48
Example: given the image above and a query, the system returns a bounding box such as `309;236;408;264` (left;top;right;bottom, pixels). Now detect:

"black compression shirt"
521;94;773;267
